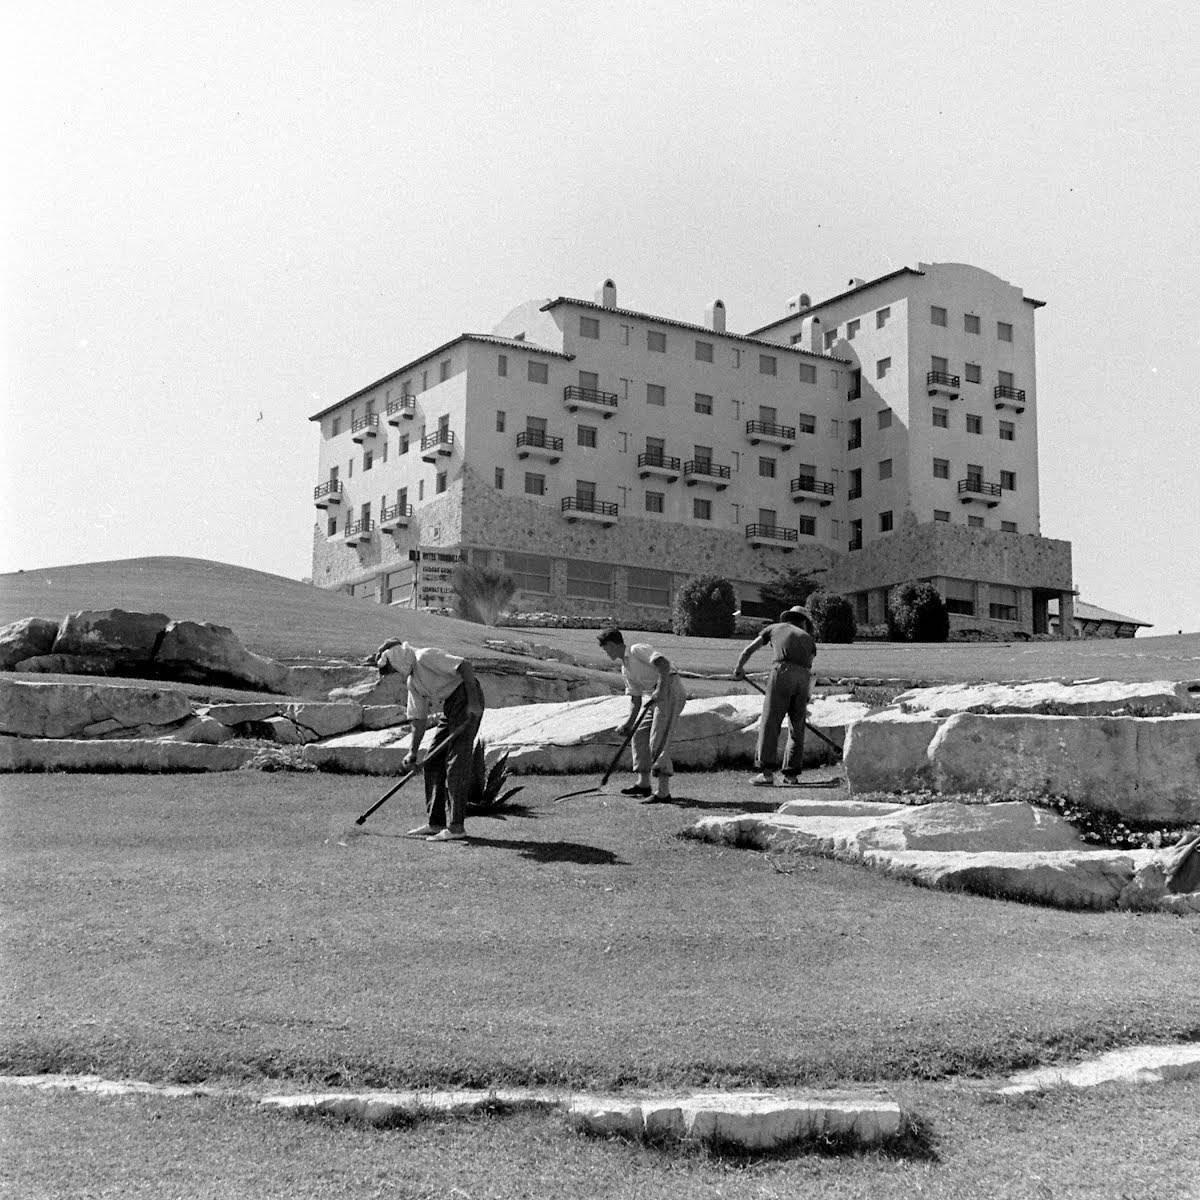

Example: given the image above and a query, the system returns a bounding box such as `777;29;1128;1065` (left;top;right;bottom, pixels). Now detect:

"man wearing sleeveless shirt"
733;605;817;786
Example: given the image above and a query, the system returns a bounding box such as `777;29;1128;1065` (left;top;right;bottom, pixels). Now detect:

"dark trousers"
422;676;484;832
755;663;810;774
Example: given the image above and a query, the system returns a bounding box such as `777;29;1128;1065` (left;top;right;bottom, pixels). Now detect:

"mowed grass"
3;771;1198;1093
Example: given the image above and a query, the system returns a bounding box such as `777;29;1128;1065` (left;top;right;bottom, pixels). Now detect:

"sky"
3;0;1198;634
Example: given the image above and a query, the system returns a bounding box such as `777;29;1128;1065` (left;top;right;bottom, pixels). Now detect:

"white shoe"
406;824;441;838
750;774;775;787
428;828;467;842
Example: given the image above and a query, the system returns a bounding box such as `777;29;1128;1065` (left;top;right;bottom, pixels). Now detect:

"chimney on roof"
848;277;866;289
705;299;726;333
802;314;823;354
596;278;617;309
786;292;812;313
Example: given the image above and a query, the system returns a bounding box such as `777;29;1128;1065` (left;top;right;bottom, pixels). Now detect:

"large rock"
279;663;374;699
204;702;284;726
893;679;1199;718
928;713;1200;823
0;734;255;772
843;710;943;794
0;618;60;670
14;653;122;676
52;609;169;662
155;621;290;692
283;702;363;738
159;715;235;744
0;678;192;739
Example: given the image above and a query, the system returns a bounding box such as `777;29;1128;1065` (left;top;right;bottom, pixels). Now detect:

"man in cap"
733;605;817;786
374;640;485;841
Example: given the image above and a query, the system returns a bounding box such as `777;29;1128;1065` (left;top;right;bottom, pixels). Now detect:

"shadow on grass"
634;796;783;813
464;836;628;866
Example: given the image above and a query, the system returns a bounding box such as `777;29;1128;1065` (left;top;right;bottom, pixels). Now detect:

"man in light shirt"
375;640;485;841
597;628;687;802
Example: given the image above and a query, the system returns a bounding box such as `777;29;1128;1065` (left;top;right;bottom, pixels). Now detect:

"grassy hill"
2;556;1197;684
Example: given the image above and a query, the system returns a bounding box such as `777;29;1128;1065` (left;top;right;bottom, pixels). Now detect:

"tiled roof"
748;268;925;335
1072;600;1152;627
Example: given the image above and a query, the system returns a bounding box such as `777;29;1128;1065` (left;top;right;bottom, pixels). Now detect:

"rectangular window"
496;410;506;432
967;414;982;434
998;321;1013;343
565;558;613;600
932;407;949;428
758;507;777;527
848;417;862;449
876;306;890;328
878;408;892;429
505;551;552;594
759;405;776;424
1001;520;1018;533
848;468;862;500
731;347;742;368
498;354;507;377
759;354;777;375
931;305;947;327
999;420;1015;441
933;457;950;479
578;425;597;448
998;369;1014;388
647;330;666;352
968;514;985;529
798;514;816;536
327;515;338;536
627;566;672;608
798;363;816;384
876;357;891;379
645;491;664;514
934;509;950;522
798;412;815;434
417;479;423;500
693;497;712;520
759;457;776;478
964;313;981;334
646;383;665;406
695;340;713;362
932;355;948;374
824;329;838;350
879;510;894;533
494;467;504;489
944;578;975;615
965;362;981;384
526;415;546;437
580;316;600;339
694;392;713;414
421;371;428;391
989;585;1018;621
1000;470;1016;490
878;458;892;480
846;319;860;341
528;361;549;384
363;450;373;471
524;472;545;496
848;368;862;400
400;434;410;454
331;417;341;436
435;472;447;494
439;359;451;382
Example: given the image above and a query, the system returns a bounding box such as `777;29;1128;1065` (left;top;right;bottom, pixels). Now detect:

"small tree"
672;574;736;638
757;566;822;615
887;581;950;642
451;564;516;626
808;591;857;643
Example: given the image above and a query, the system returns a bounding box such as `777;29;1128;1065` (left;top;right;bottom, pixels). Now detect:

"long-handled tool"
331;720;469;845
553;700;653;803
741;676;844;760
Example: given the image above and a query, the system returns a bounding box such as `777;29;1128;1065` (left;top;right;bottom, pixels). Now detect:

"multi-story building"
309;263;1074;636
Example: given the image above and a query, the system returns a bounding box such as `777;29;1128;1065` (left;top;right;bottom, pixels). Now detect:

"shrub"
757;566;822;616
451;564;516;626
672;575;736;638
466;739;524;813
887;581;949;642
807;591;857;643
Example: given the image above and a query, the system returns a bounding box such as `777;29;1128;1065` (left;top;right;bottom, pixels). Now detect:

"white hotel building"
309;262;1074;636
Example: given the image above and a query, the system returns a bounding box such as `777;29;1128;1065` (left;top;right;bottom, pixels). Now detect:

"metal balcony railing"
745;419;797;441
847;437;862;451
379;503;413;524
994;384;1026;402
790;476;835;497
561;496;618;517
344;518;375;538
927;370;961;388
563;385;618;409
637;451;682;471
420;430;455;452
683;459;731;480
313;479;343;500
746;523;798;543
958;478;1002;498
351;414;379;434
516;430;564;452
386;394;416;418
847;487;863;500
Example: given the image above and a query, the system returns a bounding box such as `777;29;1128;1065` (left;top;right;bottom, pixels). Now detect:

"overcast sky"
4;1;1198;634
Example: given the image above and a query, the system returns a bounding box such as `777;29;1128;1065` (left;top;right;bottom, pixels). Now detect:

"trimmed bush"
757;567;822;616
672;575;736;638
807;591;857;643
887;581;950;642
451;565;516;626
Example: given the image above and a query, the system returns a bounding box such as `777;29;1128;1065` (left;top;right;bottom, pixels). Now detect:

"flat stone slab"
0;677;193;738
894;679;1199;718
0;735;257;772
998;1043;1200;1094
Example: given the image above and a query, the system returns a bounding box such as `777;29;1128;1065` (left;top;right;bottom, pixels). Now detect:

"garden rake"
553;699;653;803
330;720;469;845
740;676;845;763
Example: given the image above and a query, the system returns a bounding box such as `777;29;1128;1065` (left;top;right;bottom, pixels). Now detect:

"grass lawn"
3;771;1198;1094
4;1079;1199;1199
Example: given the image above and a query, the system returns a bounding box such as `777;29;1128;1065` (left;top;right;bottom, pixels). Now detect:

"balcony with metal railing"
683;459;731;491
379;503;413;531
744;419;796;450
386;394;417;424
516;430;564;463
563;385;619;418
351;413;380;442
848;536;863;551
343;518;375;546
637;451;681;481
927;370;961;400
313;478;344;507
420;429;455;462
993;383;1027;413
746;523;799;550
561;496;618;526
957;478;1002;507
789;475;835;507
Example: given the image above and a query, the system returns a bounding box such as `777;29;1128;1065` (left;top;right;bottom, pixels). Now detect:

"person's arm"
733;631;767;678
403;717;427;770
456;661;484;717
650;653;672;703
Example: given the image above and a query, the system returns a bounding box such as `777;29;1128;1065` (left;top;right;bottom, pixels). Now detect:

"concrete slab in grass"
998;1043;1200;1094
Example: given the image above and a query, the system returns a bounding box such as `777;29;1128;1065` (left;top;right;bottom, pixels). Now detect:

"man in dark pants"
374;641;485;841
732;605;817;787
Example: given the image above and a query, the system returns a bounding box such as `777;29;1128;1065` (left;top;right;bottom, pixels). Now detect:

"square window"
933;457;950;479
934;509;950;522
878;408;892;429
798;514;816;536
798;363;817;384
695;340;714;362
645;491;664;514
759;457;776;478
878;458;892;480
999;420;1015;441
1001;520;1018;533
931;306;947;327
527;361;548;384
964;313;981;334
967;414;982;434
798;412;816;434
498;354;507;377
1000;470;1016;490
524;472;545;496
580;316;600;339
494;467;504;489
932;407;949;428
968;514;985;528
876;306;890;328
578;425;597;448
931;355;949;373
496;410;506;432
693;497;712;521
998;321;1013;342
824;329;838;350
647;330;666;353
694;392;713;414
879;510;894;532
876;357;891;379
847;319;860;341
759;354;777;376
436;472;447;494
965;362;981;384
646;383;665;406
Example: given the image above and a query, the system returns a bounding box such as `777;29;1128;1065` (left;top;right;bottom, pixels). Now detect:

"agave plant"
466;737;524;813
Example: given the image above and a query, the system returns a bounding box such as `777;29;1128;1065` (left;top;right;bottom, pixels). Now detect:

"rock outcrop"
0;678;192;739
0;618;59;670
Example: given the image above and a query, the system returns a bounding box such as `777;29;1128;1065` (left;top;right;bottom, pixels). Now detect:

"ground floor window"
565;558;614;600
988;585;1019;622
943;578;976;616
627;566;671;608
505;551;552;594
